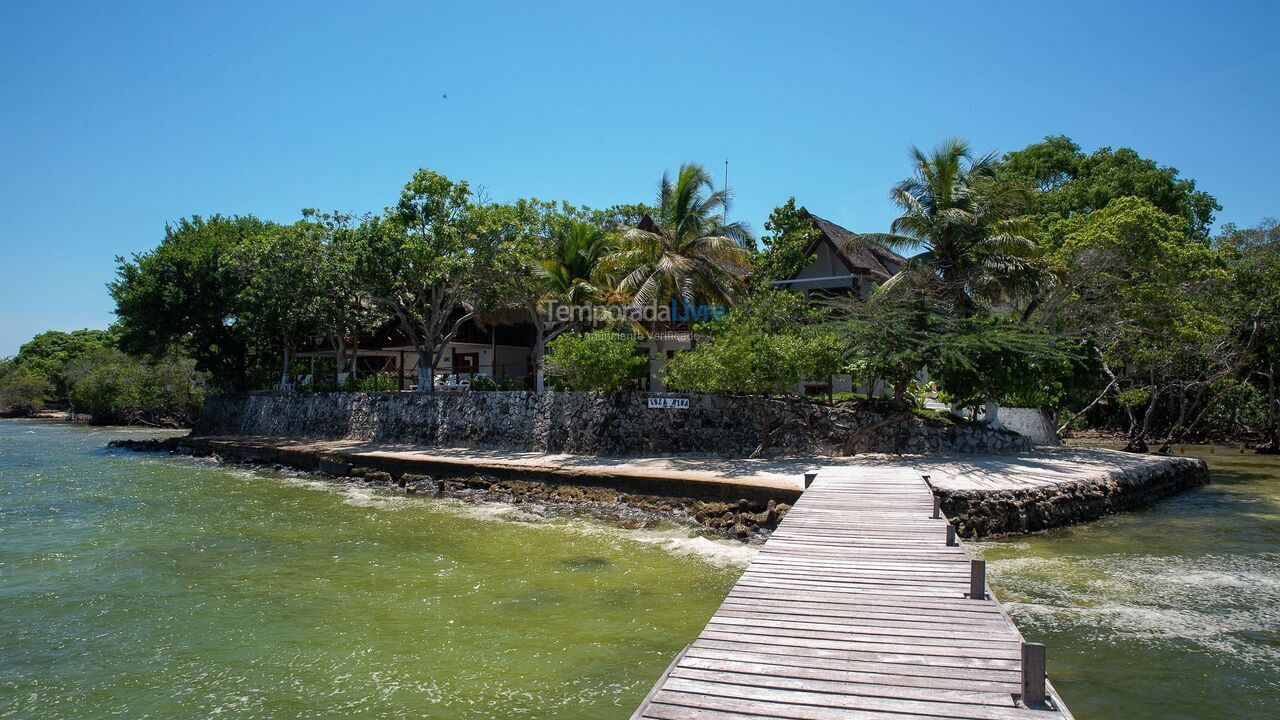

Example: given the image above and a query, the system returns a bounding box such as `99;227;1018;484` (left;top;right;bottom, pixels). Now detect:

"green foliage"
867;139;1037;311
11;328;118;401
929;315;1074;409
830;391;870;404
1052;197;1229;364
536;219;612;307
467;376;498;391
831;294;1074;410
1001;136;1221;241
0;360;53;414
111;215;275;391
69;350;207;426
601;163;753;307
353;373;397;392
544;331;647;392
832;297;942;404
231;222;331;366
753;198;819;284
666;290;843;396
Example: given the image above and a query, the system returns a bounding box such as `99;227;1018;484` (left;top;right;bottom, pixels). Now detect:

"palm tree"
603;163;753;308
536;220;610;308
528;219;611;391
866;139;1037;314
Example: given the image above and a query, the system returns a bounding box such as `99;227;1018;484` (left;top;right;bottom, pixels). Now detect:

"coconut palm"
527;219;611;391
866;139;1037;314
535;219;610;308
603;163;753;308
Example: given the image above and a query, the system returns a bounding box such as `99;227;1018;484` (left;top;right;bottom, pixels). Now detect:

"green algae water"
5;422;1278;720
0;420;743;719
978;446;1279;720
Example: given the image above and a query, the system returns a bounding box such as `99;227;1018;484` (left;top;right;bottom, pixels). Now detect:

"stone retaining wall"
938;455;1209;537
195;391;1032;457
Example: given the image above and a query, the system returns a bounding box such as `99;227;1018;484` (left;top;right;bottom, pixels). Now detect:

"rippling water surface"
0;420;743;719
4;421;1277;719
977;445;1279;720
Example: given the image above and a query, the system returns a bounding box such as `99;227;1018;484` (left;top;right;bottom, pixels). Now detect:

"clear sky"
2;1;1277;356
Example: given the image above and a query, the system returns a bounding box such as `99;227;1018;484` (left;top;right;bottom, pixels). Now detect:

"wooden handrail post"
969;559;985;600
932;495;941;519
803;471;818;489
1021;642;1047;708
946;523;957;546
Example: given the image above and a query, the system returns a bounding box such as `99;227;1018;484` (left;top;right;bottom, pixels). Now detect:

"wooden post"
932;495;941;519
969;559;985;600
803;471;818;489
946;524;957;546
398;350;405;392
1021;642;1047;708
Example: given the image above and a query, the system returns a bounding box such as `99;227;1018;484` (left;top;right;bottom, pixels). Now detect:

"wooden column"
1021;642;1047;707
398;350;405;392
969;559;985;600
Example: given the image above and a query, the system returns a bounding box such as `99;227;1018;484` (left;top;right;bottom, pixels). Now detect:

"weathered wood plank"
633;466;1071;719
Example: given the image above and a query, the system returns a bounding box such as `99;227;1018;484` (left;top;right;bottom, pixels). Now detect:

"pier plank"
632;466;1072;720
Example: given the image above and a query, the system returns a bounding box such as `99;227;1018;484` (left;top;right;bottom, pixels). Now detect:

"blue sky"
2;1;1278;356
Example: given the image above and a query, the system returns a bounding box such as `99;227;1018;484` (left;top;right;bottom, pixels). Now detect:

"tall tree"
602;163;753;308
111;215;273;390
867;139;1037;314
1221;219;1280;451
353;169;499;392
528;218;612;391
1000;136;1221;242
231;222;330;388
1045;197;1231;451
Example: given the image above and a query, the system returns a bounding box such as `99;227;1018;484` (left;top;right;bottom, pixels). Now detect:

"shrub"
69;350;206;426
545;332;647;391
665;291;843;396
354;373;397;391
468;376;498;391
0;361;52;414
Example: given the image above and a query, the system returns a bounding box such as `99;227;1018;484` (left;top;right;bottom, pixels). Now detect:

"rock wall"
938;455;1209;537
195;391;1032;457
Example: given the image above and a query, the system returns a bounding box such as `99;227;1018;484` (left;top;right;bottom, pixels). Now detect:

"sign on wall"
647;395;690;410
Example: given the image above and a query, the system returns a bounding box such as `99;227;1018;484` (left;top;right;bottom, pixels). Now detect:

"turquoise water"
978;446;1279;719
0;420;743;719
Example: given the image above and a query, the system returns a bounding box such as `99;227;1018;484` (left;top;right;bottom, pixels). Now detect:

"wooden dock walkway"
632;465;1073;720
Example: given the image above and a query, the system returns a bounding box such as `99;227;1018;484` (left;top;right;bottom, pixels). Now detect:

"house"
774;210;908;397
293;209;905;395
773;209;907;298
294;311;536;390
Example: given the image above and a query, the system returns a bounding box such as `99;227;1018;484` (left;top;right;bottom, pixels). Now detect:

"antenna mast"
722;158;729;227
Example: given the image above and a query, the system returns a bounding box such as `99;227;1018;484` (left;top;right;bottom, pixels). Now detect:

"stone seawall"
935;454;1210;537
195;391;1032;457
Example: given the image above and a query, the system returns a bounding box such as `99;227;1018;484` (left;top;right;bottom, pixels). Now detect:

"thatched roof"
796;210;907;280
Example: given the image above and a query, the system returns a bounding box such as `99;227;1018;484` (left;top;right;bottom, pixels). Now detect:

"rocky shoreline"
108;436;1211;541
108;437;790;540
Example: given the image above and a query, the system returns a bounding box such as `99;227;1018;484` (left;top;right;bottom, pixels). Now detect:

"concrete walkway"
185;435;1191;495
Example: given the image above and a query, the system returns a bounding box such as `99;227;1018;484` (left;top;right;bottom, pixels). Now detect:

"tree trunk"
415;344;434;392
332;336;347;390
1261;364;1279;453
279;341;292;390
1123;381;1159;453
983;399;1002;430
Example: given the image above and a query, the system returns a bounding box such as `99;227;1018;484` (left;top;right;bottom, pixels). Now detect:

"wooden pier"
632;466;1073;720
